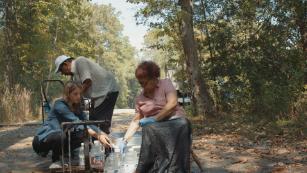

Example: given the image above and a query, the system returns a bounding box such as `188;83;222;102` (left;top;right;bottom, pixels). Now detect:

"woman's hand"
97;132;111;147
119;139;128;154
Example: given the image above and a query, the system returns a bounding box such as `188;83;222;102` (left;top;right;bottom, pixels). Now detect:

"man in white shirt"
54;55;119;134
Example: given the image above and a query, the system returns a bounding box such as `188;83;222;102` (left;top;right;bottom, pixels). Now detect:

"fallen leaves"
232;157;248;164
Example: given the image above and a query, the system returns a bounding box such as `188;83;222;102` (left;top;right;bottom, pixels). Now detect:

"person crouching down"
32;81;111;168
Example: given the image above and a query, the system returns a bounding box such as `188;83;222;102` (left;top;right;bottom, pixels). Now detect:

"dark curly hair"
135;61;160;80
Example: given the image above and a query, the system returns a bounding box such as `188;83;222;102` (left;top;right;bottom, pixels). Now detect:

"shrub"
0;85;32;123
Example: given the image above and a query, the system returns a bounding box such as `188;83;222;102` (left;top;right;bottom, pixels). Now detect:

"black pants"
32;131;83;162
90;91;119;134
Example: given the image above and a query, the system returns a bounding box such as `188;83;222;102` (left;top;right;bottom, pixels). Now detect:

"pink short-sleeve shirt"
135;78;185;118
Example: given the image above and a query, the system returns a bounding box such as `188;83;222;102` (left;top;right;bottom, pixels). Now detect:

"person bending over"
54;55;119;134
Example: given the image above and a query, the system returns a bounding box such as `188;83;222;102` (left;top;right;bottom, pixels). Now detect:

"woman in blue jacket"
32;82;111;167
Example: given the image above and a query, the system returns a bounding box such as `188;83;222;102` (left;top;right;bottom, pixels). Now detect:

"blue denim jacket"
35;99;101;142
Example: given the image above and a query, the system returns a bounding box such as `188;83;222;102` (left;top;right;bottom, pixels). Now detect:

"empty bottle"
79;143;85;168
104;150;116;173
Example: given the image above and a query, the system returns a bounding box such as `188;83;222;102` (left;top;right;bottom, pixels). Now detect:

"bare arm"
154;90;178;121
133;113;143;121
123;113;143;142
82;79;92;94
88;128;111;147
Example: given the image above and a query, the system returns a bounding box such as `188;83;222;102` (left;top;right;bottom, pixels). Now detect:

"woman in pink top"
121;61;191;173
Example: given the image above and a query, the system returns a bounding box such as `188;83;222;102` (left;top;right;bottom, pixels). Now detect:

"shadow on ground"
0;124;51;172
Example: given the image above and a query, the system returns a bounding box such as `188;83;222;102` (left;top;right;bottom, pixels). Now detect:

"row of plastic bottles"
104;148;138;173
78;141;139;173
79;141;105;170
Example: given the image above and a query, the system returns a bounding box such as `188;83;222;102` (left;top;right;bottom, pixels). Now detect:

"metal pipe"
61;129;65;173
61;120;107;172
84;124;91;172
68;130;72;173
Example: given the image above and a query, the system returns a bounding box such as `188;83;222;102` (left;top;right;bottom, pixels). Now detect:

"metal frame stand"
61;120;108;173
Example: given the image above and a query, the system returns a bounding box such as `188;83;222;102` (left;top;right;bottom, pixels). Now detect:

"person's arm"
152;79;178;121
123;113;142;142
80;111;110;147
56;102;100;135
88;128;111;147
82;79;92;94
75;57;92;94
119;113;143;153
54;102;81;122
154;90;177;121
80;111;103;135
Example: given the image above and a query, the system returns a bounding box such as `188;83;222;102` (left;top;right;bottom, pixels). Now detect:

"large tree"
128;0;217;117
128;0;305;119
178;0;217;117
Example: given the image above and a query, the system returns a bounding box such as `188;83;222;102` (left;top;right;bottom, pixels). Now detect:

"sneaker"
49;161;62;169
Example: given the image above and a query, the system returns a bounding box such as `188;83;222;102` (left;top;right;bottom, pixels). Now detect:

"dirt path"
0;110;306;173
192;133;307;172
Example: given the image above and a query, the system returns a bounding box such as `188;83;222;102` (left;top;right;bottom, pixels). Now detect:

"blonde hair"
63;81;82;114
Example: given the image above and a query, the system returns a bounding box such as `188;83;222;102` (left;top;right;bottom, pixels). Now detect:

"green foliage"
128;0;306;120
0;0;305;122
0;0;138;122
199;0;306;118
89;4;138;108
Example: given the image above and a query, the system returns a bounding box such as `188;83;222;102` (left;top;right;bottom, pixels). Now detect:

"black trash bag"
136;118;192;173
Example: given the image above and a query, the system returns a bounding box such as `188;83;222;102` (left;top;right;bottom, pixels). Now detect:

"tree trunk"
4;0;16;90
200;0;214;59
293;0;306;83
178;0;217;117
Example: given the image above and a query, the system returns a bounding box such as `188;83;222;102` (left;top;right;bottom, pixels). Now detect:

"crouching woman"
32;81;111;168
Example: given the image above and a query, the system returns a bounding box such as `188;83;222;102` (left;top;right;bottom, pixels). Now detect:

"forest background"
0;0;306;138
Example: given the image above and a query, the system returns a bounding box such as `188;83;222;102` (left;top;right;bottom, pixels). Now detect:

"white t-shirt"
71;56;119;107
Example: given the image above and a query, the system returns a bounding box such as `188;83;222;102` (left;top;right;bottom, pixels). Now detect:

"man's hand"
139;117;157;127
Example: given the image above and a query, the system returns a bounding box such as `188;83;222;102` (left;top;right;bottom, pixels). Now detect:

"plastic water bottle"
114;148;121;169
104;151;115;173
97;141;105;169
119;149;138;173
79;143;85;168
90;141;104;169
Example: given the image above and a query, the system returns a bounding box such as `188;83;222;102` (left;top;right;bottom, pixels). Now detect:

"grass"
0;85;33;123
